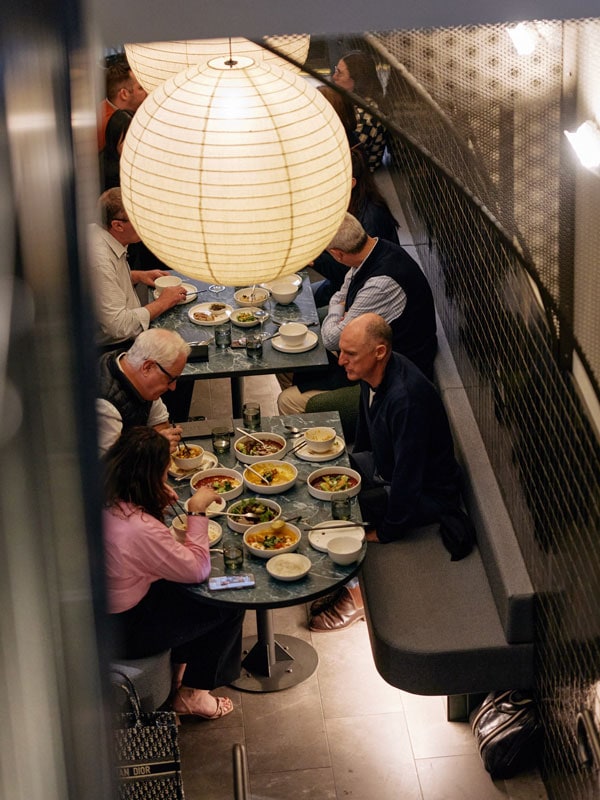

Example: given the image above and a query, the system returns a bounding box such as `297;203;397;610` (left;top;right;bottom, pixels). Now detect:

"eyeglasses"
155;361;179;386
113;217;130;223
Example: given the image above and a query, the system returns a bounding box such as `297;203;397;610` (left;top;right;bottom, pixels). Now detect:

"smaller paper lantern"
125;35;311;93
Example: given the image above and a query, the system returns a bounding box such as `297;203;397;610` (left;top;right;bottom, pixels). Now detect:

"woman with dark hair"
332;50;387;171
99;108;132;191
311;147;399;306
317;84;358;147
103;426;244;719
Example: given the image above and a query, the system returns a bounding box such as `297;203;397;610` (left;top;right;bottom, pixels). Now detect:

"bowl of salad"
225;497;282;533
234;432;287;464
189;468;244;501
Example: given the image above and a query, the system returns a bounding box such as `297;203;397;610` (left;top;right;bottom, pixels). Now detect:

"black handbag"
470;689;541;778
112;671;184;799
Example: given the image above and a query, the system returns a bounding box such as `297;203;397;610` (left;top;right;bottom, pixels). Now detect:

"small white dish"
188;302;233;326
178;282;198;304
271;330;318;354
295;436;345;462
267;553;311;581
168;451;217;478
278;322;308;346
327;535;363;565
170;515;223;546
304;426;337;453
308;520;365;553
230;307;268;328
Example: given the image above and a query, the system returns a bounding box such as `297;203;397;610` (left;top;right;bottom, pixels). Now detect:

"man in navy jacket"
310;312;462;632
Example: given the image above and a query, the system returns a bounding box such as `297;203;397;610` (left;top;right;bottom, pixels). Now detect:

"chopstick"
243;464;271;484
287;439;308;457
236;427;264;445
303;520;371;531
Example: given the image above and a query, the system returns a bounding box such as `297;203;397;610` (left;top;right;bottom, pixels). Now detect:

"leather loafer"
309;586;365;632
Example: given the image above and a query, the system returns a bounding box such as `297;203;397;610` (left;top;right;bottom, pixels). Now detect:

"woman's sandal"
172;689;234;720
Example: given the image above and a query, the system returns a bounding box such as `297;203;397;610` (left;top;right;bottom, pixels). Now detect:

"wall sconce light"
507;22;538;55
120;56;351;286
564;120;600;171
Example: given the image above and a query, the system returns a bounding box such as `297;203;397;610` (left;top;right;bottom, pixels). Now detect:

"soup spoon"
282;423;305;435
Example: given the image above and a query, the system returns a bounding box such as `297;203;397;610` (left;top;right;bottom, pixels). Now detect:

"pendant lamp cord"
225;37;237;68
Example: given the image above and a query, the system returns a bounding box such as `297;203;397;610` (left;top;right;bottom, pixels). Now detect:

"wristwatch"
186;511;206;516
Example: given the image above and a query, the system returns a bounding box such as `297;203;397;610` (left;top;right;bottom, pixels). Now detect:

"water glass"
214;321;232;348
211;426;231;454
242;402;261;431
331;492;352;521
245;332;263;361
223;544;244;571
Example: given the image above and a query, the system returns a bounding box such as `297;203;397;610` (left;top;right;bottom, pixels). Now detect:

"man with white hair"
96;328;190;454
278;212;437;414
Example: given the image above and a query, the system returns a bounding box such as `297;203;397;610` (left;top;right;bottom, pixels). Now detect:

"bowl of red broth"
189;468;244;501
306;467;362;501
234;432;287;464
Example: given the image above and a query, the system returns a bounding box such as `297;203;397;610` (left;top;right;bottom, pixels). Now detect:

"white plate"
188;302;233;326
153;282;198;304
260;274;302;290
308;520;365;553
294;436;345;462
266;553;311;581
168;451;218;478
229;307;268;328
271;330;318;354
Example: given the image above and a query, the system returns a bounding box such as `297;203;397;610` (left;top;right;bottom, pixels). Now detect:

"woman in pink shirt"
103;426;244;719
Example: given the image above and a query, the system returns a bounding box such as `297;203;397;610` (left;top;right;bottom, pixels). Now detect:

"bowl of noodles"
243;520;302;559
242;460;297;495
234;432;287;464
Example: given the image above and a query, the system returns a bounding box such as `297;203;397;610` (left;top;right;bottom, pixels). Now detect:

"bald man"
309;313;463;632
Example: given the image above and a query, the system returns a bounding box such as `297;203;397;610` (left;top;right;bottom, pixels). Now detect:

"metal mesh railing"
306;26;600;795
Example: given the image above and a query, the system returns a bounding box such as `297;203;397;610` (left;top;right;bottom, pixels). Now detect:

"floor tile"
401;691;477;759
312;617;405;719
249;767;337;799
416;753;510;800
179;721;245;800
326;713;423;800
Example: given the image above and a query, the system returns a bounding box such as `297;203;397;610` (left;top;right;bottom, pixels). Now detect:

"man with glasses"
90;187;186;352
97;328;190;455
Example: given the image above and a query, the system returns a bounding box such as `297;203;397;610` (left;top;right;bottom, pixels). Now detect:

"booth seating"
111;650;173;712
359;325;536;720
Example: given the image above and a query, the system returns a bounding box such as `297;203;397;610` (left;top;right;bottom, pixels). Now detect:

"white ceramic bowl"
243;520;302;559
304;426;337;454
266;552;311;581
326;535;363;565
225;497;282;533
306;467;362;500
260;274;302;291
189;468;244;501
154;275;182;294
170;514;223;546
171;443;205;471
278;322;308;346
184;495;226;517
234;432;287;464
229;307;264;328
269;279;299;305
234;287;270;308
242;460;298;495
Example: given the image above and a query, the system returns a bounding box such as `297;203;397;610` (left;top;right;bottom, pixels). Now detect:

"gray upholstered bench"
111;650;173;712
359;325;535;719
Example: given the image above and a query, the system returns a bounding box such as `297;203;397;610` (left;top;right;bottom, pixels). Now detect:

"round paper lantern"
120;56;351;286
125;35;311;93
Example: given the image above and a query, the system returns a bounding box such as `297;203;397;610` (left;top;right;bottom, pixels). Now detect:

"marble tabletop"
170;411;365;610
150;271;330;380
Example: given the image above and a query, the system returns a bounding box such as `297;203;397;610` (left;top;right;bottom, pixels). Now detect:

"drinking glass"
245;333;263;361
211;426;231;454
223;544;244;571
331;492;352;521
242;402;261;431
214;321;232;348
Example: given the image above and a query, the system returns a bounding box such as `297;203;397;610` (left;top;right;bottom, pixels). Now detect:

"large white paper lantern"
125;35;311;93
120;56;351;286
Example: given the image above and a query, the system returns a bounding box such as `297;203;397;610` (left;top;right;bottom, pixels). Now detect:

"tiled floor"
178;376;547;800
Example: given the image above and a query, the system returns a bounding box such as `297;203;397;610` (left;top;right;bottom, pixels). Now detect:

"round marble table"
174;411;366;692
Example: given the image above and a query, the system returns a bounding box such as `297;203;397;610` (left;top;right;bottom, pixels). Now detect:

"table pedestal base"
231;609;318;692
